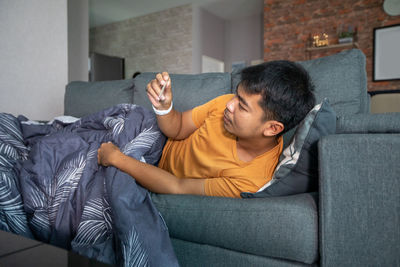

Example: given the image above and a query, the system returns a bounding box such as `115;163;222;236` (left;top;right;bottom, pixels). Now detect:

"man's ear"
263;120;284;137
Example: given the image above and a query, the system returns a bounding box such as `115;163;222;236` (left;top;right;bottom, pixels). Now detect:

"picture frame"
373;24;400;81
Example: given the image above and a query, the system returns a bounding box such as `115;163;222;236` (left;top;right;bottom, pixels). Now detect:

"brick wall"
264;0;400;92
90;4;192;77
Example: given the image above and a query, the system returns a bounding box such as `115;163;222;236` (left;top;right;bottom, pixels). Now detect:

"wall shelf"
306;42;358;51
306;42;358;59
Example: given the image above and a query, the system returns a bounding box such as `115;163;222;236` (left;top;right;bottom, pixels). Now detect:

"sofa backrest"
64;79;135;118
64;49;368;119
132;72;231;112
298;49;369;116
232;49;369;117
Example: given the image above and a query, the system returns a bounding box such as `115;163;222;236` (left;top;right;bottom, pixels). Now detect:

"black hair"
132;72;141;79
239;60;315;135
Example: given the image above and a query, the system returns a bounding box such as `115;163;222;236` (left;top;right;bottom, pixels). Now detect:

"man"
97;60;315;198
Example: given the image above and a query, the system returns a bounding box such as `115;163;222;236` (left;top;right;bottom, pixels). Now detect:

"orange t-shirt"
158;94;283;198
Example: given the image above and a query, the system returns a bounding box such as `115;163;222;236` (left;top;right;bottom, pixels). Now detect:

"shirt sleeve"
192;94;233;128
204;177;260;198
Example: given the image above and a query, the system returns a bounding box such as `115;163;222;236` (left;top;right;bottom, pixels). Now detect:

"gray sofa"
65;49;400;266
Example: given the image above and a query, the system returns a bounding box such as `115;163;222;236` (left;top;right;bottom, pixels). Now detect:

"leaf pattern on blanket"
25;148;97;236
0;113;29;160
72;197;112;246
48;149;97;225
122;126;162;156
104;116;125;139
122;226;149;267
26;180;51;236
0;113;32;237
0;172;30;235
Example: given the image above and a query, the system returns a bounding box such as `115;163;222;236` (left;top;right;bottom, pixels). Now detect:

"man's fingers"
147;72;171;105
162;72;169;83
156;73;167;86
156;72;170;86
97;147;104;165
147;92;160;107
147;81;161;101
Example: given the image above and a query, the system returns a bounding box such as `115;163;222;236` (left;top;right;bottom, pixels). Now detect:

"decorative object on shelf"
337;24;357;44
373;24;400;81
312;33;329;47
305;29;359;60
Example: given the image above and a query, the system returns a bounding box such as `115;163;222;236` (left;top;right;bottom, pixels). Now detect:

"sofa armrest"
336;113;400;134
318;134;400;266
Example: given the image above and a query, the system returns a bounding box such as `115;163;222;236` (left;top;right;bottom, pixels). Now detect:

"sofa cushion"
242;99;336;197
64;80;135;117
336;113;400;134
151;193;319;265
298;49;369;116
132;72;231;112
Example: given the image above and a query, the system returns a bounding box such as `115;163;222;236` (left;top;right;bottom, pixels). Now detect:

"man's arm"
97;142;205;195
146;72;197;140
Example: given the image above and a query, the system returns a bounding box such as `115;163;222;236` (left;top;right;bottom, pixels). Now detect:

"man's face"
223;85;268;139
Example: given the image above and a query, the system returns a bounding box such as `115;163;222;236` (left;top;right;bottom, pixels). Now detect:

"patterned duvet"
0;104;178;266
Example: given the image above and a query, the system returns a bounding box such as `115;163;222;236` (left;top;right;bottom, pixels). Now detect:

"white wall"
192;6;226;74
192;5;263;74
0;0;88;121
201;9;225;63
0;0;68;120
224;14;263;72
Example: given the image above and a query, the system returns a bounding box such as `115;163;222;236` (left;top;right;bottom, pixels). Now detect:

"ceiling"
89;0;263;28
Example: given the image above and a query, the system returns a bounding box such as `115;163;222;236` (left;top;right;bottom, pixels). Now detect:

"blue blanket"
0;104;179;266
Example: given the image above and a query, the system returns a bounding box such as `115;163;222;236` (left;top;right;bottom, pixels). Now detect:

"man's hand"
146;72;172;110
97;141;205;196
97;142;123;167
145;72;197;140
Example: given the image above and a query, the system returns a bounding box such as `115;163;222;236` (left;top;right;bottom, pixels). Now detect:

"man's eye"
238;104;245;111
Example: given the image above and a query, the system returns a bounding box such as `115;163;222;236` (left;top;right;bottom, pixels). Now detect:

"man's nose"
226;99;235;112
